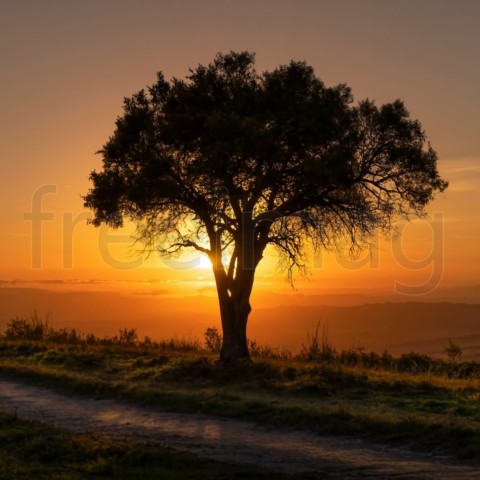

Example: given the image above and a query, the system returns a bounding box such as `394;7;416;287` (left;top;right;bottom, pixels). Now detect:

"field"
1;315;480;478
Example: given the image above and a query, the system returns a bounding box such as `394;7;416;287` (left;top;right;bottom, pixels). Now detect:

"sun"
197;254;212;269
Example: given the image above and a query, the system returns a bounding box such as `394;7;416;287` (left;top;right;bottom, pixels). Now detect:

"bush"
298;320;336;361
4;311;51;340
204;327;222;353
46;328;81;344
118;328;138;345
397;352;434;374
445;339;462;362
248;339;292;360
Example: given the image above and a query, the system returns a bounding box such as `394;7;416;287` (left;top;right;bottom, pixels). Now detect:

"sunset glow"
1;1;480;355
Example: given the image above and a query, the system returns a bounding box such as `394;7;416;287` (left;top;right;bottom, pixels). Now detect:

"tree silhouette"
84;51;447;361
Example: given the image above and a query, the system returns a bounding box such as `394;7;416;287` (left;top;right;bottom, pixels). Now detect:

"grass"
1;314;480;464
0;409;303;479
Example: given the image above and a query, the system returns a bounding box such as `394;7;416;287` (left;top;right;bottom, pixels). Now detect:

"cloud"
196;285;216;294
63;279;110;285
37;280;66;284
439;157;480;192
134;289;171;296
447;180;480;193
441;159;480;175
0;279;28;285
0;278;112;287
34;279;112;285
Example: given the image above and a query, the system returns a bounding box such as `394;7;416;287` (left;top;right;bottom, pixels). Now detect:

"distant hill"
2;287;480;359
249;302;480;359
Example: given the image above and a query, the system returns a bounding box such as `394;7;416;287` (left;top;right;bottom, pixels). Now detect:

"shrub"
397;352;434;374
46;327;81;344
204;327;222;353
118;328;138;345
157;336;201;352
247;339;292;360
445;339;462;362
298;320;336;361
4;311;51;340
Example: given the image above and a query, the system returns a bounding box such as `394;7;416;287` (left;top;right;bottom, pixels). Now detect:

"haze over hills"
1;285;480;359
250;303;480;359
255;284;480;307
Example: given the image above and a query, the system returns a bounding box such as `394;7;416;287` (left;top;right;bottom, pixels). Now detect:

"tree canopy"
84;51;447;361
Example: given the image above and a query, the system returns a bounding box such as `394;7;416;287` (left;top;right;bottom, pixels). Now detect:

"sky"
1;0;480;309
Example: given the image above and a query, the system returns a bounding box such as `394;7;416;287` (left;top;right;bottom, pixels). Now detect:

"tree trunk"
213;266;255;362
219;295;251;362
212;220;260;362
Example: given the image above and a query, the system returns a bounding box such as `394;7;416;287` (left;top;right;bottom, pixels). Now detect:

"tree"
84;51;447;362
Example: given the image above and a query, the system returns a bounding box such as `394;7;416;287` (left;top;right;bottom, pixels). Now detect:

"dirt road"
0;377;478;479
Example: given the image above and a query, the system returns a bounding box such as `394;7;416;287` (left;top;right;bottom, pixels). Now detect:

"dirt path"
0;378;478;479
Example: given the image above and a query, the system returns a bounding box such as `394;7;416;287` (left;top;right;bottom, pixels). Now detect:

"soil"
0;377;478;479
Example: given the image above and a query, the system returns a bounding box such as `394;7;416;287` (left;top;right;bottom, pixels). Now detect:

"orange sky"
1;0;480;304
